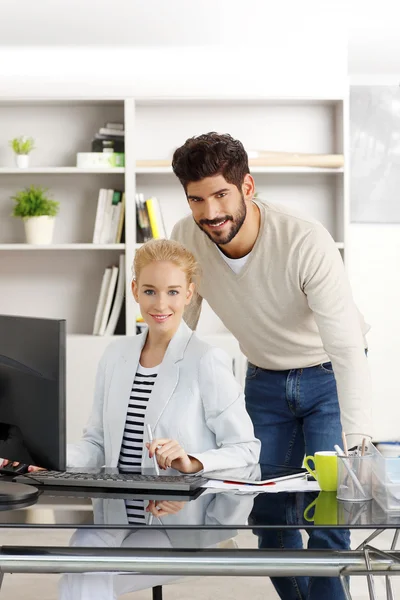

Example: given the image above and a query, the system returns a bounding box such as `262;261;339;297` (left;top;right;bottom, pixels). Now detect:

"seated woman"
59;238;260;600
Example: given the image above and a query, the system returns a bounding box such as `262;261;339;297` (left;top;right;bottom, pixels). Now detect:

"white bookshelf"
0;96;348;442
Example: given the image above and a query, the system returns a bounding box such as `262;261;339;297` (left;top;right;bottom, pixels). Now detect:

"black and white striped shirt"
118;362;159;524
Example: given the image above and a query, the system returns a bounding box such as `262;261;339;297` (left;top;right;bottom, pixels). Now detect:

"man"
170;132;371;600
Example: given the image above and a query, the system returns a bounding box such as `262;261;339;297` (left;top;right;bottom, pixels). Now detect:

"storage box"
76;152;125;168
372;443;400;513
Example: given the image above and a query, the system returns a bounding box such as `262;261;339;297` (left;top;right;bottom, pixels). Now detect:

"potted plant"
9;136;35;168
11;185;59;244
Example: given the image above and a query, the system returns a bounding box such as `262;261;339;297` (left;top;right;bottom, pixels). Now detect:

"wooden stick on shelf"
136;152;344;170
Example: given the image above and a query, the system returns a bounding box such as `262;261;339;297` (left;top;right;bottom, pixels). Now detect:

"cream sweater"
171;199;372;436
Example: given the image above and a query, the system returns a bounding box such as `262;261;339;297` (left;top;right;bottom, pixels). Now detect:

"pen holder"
337;498;373;525
336;452;373;502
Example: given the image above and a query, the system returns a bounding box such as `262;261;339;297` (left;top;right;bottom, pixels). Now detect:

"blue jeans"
245;361;350;600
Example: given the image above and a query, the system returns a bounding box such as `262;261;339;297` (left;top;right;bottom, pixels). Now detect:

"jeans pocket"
319;361;334;374
246;362;259;379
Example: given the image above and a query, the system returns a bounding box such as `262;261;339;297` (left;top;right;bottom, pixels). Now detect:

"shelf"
135;166;344;175
136;97;344;107
0;167;125;174
0;243;126;250
336;242;344;249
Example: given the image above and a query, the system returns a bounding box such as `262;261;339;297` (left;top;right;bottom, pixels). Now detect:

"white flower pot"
24;216;55;245
15;154;30;168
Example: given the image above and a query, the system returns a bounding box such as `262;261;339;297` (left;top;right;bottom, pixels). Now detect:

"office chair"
151;537;239;599
152;586;163;600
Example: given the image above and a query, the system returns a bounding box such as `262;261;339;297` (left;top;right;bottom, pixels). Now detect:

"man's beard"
195;196;247;245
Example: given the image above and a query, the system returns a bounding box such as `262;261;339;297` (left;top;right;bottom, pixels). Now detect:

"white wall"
349;0;400;75
0;0;347;99
348;0;400;440
0;46;346;100
348;224;400;440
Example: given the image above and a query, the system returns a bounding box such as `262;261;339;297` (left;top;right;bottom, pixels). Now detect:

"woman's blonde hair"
132;239;199;285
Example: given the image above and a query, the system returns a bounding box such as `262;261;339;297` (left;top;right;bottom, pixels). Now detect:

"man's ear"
186;282;195;305
242;173;255;201
131;280;139;303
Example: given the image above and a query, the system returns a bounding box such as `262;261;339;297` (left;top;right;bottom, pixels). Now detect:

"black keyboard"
15;471;208;492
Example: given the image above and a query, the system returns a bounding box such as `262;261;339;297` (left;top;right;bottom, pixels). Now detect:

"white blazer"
68;321;260;473
91;487;258;548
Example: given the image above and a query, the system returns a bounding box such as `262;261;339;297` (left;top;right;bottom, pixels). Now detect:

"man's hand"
145;439;203;474
146;499;186;518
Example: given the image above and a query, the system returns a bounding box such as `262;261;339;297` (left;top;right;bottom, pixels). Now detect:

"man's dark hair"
172;132;250;191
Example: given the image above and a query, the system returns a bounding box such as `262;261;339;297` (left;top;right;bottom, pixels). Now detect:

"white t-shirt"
216;246;251;274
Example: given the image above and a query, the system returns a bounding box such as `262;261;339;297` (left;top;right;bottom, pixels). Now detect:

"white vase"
15;154;30;168
24;216;55;245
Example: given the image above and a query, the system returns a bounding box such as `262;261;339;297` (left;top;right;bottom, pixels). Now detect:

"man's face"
186;174;251;245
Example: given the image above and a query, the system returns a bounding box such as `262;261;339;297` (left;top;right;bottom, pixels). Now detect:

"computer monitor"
0;315;66;471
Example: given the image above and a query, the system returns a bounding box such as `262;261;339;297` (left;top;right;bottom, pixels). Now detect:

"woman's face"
132;261;194;336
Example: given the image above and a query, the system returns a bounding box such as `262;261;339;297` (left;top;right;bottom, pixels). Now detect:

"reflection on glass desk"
0;463;399;529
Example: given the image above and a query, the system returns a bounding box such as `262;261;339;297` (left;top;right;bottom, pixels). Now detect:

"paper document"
203;478;320;493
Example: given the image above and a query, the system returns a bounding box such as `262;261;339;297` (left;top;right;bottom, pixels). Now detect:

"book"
98;127;125;137
141;194;152;240
104;254;126;336
105;122;124;131
108;191;122;244
135;193;152;242
145;196;167;238
97;265;119;336
99;189;115;244
115;192;125;243
92;188;107;243
92;189;125;244
92;267;112;334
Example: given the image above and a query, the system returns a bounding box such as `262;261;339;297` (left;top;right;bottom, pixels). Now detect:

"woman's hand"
0;459;45;473
146;439;203;474
146;499;186;518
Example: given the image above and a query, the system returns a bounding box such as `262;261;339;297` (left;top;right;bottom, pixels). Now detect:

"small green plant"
11;185;59;219
9;136;35;155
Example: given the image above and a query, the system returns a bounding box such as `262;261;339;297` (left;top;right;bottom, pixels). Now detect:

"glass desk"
0;464;399;600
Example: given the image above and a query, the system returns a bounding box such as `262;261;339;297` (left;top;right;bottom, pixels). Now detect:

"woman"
68;238;259;474
59;238;260;599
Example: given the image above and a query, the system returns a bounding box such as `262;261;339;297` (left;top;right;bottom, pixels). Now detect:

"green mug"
304;491;338;525
304;451;338;492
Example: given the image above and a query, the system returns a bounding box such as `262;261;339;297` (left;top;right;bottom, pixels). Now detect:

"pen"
146;423;160;476
334;444;366;498
223;480;276;487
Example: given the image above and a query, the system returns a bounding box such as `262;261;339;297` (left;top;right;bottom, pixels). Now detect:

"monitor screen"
0;315;66;471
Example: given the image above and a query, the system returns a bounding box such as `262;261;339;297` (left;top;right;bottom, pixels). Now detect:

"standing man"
171;132;371;600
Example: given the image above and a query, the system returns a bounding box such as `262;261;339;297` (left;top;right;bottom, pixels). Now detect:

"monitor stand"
0;480;39;505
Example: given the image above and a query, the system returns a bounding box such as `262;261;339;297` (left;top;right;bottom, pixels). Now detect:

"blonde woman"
60;239;260;600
